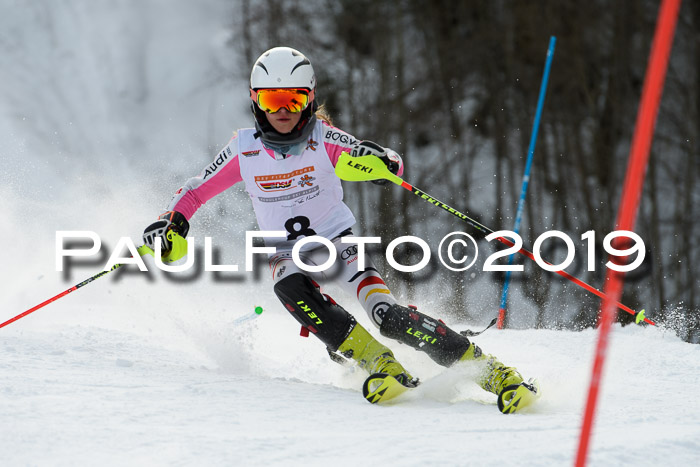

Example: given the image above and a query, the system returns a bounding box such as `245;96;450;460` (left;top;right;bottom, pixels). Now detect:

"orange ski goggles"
250;88;314;113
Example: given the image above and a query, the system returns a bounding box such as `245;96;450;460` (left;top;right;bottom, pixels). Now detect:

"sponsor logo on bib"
255;166;315;192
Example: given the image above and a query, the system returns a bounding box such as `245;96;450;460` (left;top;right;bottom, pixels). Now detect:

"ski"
362;373;416;404
497;378;541;414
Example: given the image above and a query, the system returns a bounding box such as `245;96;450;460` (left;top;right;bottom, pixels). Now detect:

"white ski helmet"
249;47;319;147
250;46;317;91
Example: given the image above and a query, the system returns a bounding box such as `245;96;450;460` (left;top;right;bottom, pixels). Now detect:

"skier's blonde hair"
315;104;333;126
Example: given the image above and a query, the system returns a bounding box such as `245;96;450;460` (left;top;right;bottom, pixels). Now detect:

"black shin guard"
273;273;356;351
379;304;478;366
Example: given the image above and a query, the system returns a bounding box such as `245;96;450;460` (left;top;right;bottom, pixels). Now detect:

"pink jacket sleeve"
322;122;404;176
167;141;242;220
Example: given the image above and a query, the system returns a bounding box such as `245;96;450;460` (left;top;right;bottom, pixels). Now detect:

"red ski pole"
335;152;656;326
1;244;156;329
1;263;125;329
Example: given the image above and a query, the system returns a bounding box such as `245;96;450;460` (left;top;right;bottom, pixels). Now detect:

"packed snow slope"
1;286;698;466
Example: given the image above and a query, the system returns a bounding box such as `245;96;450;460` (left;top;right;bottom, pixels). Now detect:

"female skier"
143;47;534;411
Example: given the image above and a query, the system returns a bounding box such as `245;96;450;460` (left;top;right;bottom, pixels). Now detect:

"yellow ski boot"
338;323;418;403
461;345;539;414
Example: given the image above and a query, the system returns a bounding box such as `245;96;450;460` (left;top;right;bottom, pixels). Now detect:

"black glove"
143;211;190;251
350;140;401;185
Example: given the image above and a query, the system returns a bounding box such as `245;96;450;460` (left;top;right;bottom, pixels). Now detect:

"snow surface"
1;2;699;466
2;305;699;466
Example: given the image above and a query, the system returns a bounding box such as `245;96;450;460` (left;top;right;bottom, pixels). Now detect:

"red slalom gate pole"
575;1;682;465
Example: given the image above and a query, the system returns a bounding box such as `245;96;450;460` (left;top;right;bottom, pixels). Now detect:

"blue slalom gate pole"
497;36;556;329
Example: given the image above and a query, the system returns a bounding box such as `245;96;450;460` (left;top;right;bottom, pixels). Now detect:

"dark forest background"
229;0;698;342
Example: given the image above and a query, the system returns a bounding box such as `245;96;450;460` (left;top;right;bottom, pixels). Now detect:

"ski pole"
0;249;145;329
498;35;556;329
335;153;656;326
1;233;185;330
